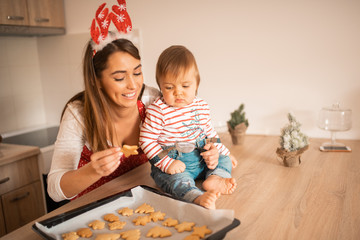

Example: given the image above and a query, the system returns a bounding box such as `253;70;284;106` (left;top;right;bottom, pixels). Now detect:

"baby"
140;45;236;209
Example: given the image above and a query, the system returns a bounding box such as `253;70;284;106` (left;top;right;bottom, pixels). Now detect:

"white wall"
62;0;360;139
1;0;359;141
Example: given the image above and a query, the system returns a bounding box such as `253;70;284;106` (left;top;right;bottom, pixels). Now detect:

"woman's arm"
47;102;122;201
141;84;161;108
59;147;123;198
47;102;85;201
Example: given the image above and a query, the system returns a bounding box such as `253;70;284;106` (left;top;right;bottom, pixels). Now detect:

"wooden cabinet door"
0;156;40;196
0;0;29;26
0;201;6;237
27;0;65;28
1;181;45;233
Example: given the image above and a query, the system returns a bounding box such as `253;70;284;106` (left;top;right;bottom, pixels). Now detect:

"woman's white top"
47;85;160;202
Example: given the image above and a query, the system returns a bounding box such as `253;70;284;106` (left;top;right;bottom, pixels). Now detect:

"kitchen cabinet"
0;201;5;236
2;181;44;233
0;0;29;26
27;0;65;28
0;144;45;236
0;0;65;36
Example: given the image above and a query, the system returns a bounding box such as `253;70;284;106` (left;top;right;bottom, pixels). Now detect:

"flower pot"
276;145;309;167
228;122;247;145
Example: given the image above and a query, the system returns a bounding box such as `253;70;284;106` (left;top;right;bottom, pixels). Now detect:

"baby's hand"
165;160;186;175
201;143;219;170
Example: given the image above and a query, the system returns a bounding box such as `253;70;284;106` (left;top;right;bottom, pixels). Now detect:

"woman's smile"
122;91;137;99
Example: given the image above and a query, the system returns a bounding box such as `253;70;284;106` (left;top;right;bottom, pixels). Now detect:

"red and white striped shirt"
140;97;230;172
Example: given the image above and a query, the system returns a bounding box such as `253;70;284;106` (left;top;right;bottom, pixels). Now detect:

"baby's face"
159;67;198;108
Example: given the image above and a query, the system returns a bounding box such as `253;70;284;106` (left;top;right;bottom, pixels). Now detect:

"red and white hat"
90;0;132;55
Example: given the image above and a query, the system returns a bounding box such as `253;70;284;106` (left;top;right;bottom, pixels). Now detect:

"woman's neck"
111;103;138;121
111;103;141;146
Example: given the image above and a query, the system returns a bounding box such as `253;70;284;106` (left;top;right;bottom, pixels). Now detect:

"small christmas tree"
227;104;249;145
277;113;309;167
227;104;249;130
280;113;309;152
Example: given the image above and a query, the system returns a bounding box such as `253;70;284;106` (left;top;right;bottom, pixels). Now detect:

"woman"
47;37;224;202
48;0;231;202
47;37;160;201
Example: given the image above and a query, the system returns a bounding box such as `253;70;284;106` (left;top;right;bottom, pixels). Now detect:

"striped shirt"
139;96;230;172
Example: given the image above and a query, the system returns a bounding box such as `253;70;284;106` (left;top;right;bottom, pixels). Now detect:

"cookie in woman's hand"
121;145;138;157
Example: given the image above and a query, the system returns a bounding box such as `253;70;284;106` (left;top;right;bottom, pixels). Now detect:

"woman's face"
100;51;143;108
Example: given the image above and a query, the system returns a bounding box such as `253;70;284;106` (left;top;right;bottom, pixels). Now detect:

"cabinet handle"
7;16;24;21
10;192;30;202
0;177;10;184
35;18;50;23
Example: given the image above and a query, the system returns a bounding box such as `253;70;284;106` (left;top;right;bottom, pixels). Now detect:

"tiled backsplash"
37;33;88;126
0;33;88;134
0;37;46;133
0;30;143;135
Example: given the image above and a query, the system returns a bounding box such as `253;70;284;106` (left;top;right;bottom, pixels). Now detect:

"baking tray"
33;185;240;240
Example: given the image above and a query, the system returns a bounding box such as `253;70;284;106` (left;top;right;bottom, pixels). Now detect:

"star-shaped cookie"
175;221;195;232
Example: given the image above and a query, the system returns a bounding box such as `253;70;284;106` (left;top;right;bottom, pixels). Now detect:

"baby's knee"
218;155;232;172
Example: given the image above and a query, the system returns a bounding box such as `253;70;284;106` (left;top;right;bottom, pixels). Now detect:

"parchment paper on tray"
33;185;240;240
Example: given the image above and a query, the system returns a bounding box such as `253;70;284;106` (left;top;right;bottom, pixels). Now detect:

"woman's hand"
90;147;123;176
200;143;219;169
166;160;186;175
60;147;122;198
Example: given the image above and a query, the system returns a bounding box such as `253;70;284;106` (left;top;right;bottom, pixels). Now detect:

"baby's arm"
139;102;176;173
201;101;231;169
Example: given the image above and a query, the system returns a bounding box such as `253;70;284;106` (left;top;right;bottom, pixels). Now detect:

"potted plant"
227;104;249;145
276;113;309;167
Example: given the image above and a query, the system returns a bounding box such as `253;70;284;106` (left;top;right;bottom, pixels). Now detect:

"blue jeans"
150;145;232;203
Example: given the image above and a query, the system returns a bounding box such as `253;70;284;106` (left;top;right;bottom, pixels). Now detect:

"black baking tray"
32;185;240;240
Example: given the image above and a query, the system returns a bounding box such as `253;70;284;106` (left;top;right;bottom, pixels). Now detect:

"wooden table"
1;134;359;240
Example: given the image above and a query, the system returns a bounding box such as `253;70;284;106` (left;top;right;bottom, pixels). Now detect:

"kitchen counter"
0;143;40;166
0;143;45;236
1;134;359;240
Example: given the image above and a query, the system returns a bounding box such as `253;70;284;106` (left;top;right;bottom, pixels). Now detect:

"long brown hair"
62;38;141;152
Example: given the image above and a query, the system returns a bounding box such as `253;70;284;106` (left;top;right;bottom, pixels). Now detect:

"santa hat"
90;0;132;55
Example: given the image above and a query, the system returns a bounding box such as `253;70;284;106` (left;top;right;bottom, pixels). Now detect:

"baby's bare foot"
193;191;220;209
202;175;237;195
